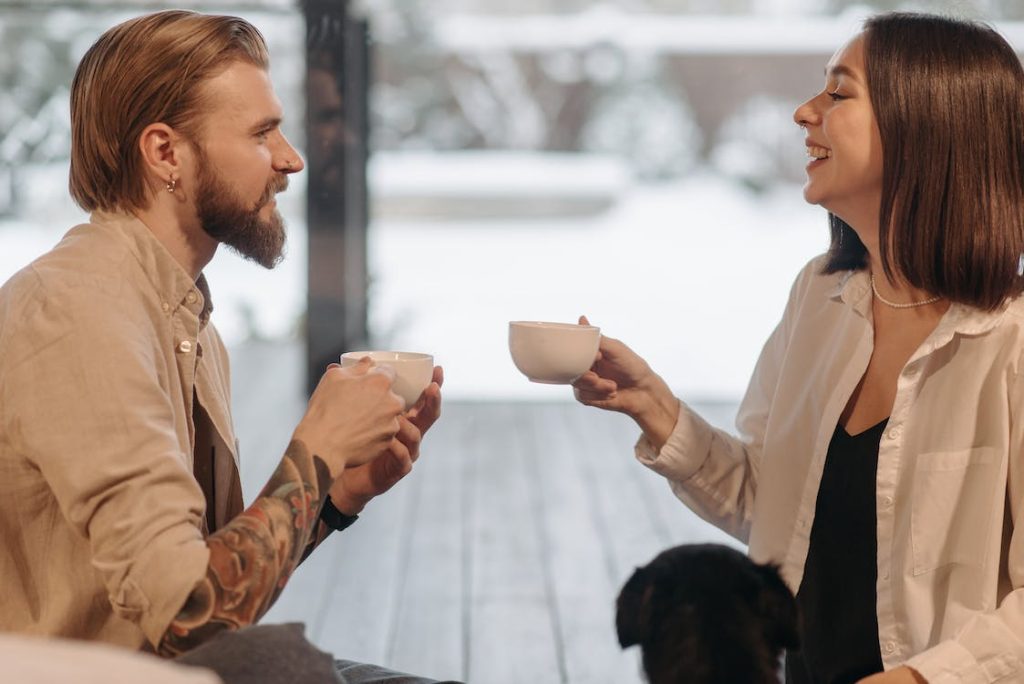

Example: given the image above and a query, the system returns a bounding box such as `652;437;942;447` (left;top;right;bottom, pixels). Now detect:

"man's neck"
135;200;218;281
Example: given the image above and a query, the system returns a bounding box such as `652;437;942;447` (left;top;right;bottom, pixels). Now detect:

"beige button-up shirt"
638;256;1024;683
0;211;243;649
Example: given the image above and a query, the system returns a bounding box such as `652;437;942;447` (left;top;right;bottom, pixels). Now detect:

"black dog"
616;543;799;684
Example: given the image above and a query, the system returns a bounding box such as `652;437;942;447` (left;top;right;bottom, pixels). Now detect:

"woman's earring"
166;177;177;193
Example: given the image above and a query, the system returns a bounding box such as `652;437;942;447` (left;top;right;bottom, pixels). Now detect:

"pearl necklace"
870;275;942;309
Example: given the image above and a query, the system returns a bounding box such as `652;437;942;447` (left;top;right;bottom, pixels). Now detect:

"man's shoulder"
0;221;152;352
31;220;137;289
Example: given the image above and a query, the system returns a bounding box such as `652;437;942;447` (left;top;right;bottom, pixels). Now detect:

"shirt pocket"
911;447;1000;576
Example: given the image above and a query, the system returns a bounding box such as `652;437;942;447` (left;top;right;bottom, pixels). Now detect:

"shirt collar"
828;266;1008;344
829;268;872;318
89;210;214;328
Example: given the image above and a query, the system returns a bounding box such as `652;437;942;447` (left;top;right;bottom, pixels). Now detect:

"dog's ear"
753;562;800;651
616;566;655;648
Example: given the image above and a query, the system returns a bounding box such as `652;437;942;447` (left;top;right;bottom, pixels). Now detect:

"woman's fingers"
573;370;617;394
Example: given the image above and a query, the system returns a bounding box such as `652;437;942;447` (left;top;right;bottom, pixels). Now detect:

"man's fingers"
387;437;414;471
369;364;397;383
395;415;422;449
407;376;443;432
340;356;375;375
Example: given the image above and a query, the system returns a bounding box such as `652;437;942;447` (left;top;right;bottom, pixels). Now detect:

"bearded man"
0;10;451;684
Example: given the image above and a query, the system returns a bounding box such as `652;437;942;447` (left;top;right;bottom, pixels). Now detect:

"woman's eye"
828;91;847;101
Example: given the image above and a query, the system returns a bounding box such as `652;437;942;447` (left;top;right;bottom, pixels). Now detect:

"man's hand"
329;366;444;515
293;358;405;477
858;667;927;684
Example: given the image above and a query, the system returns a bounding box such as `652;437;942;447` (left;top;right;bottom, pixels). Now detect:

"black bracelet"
320;495;359;532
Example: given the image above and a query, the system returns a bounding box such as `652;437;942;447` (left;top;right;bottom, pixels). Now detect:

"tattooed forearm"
157;439;332;656
300;519;332;563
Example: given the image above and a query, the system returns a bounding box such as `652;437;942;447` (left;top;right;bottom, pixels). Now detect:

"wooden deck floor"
231;340;742;684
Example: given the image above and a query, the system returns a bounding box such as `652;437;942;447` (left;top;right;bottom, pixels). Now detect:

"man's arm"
157;359;411;655
295;367;444;563
290;423;419;563
157;439;329;656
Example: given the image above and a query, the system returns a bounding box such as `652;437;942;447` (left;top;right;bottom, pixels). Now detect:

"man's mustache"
256;174;289;210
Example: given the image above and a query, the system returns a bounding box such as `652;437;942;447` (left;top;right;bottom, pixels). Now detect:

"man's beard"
194;155;289;269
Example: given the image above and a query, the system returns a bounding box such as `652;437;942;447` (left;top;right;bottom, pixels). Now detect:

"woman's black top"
785;419;888;684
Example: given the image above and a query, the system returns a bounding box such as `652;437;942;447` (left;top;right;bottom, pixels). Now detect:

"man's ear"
138;122;186;195
616;566;655;648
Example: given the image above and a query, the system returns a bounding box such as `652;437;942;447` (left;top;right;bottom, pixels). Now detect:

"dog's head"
616;543;799;684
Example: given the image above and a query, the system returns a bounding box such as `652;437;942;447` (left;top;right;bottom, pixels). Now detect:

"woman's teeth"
807;146;832;160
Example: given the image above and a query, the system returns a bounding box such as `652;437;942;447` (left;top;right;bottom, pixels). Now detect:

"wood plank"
653;400;747;550
306;473;413;665
229;346;748;683
231;340;346;631
568;405;669;586
384;402;470;681
525;402;643;684
229;340;308;500
587;400;743;553
466;402;562;684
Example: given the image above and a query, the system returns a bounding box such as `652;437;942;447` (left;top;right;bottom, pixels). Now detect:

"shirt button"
887;426;902;440
177;340;193;354
185;291;198;305
882;570;890;580
883;495;894;507
884;641;896;654
161;302;171;313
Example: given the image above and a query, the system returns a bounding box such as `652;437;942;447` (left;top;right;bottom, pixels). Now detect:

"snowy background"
2;1;1022;402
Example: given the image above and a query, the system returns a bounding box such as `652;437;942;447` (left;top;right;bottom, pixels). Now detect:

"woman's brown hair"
822;13;1024;311
69;10;269;213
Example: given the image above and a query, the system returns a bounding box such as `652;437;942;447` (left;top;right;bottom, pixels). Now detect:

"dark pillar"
303;0;371;394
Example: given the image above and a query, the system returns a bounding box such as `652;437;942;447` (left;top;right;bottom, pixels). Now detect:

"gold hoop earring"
166;177;177;193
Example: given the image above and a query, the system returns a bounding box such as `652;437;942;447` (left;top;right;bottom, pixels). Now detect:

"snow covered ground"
0;151;826;402
368;151;825;401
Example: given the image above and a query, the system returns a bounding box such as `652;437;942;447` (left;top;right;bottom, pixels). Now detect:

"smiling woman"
819;14;1024;312
572;12;1024;684
793;34;884;240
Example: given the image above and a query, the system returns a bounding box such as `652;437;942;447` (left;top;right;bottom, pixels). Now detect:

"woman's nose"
793;97;819;129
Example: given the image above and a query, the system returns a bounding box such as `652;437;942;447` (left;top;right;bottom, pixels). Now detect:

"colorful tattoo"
157;439;331;656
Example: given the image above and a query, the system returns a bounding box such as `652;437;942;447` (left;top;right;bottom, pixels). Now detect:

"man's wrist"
320;494;359;531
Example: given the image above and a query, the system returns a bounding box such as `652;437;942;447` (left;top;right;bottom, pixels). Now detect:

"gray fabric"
176;623;340;683
334;659;460;684
176;623;460;684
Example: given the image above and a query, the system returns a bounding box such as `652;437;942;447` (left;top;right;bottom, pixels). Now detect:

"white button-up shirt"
637;255;1024;683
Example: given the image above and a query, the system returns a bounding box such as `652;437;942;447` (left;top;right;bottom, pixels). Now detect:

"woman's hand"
571;316;679;449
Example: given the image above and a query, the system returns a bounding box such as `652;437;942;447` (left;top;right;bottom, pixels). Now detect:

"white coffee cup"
340;351;434;409
508;321;600;384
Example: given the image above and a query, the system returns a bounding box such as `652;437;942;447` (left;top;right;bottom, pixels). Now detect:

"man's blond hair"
69;10;270;213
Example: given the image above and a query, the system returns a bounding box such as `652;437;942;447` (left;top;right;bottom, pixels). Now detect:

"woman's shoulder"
787;253;852;303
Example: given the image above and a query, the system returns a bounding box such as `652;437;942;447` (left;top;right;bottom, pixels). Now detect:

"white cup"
508;321;600;384
340;351;434;409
